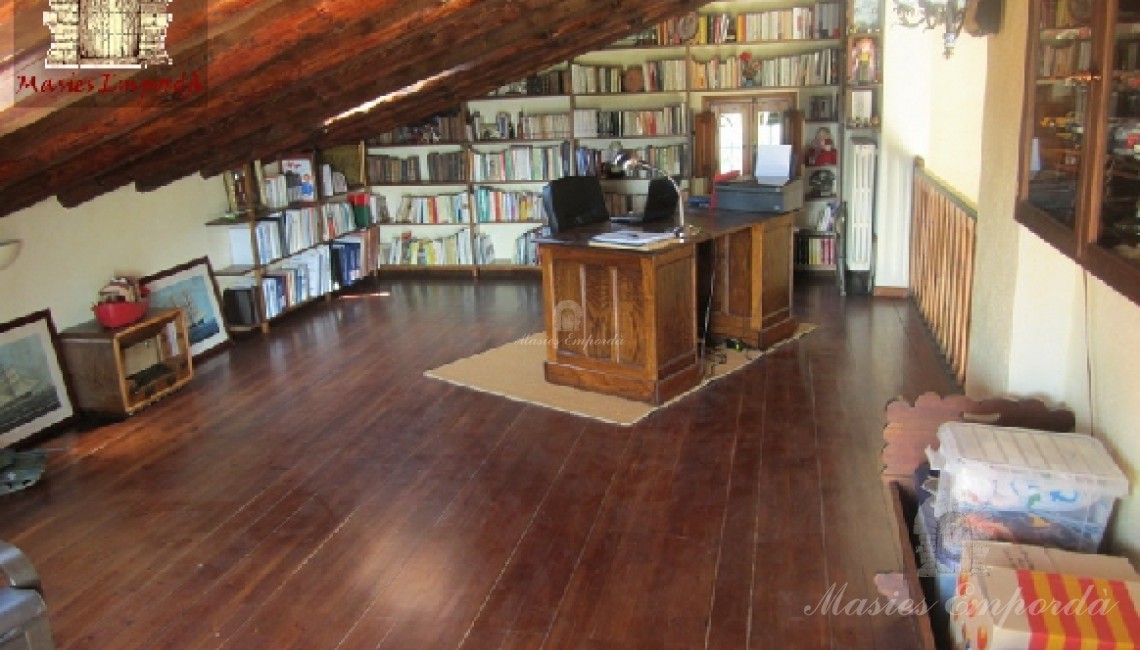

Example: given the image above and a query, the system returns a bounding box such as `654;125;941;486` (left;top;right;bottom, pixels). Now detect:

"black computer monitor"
543;176;610;234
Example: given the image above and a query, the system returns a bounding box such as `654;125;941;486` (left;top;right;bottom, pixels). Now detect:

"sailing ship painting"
147;274;221;352
0;334;62;439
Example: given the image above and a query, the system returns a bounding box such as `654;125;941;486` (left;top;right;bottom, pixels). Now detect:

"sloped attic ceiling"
0;0;709;219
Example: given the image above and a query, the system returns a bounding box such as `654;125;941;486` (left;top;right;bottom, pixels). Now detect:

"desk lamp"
612;150;700;237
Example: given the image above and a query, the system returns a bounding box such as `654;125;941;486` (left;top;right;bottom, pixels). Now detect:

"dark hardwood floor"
0;274;959;649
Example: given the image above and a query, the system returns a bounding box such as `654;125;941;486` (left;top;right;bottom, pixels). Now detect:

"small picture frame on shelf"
849;36;879;85
850;0;882;33
141;257;231;360
808;95;834;121
0;310;77;449
848;89;877;127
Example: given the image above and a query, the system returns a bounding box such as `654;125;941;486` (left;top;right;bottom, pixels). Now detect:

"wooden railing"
909;157;976;385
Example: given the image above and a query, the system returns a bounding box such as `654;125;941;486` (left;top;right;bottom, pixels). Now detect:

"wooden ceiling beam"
0;0;292;135
125;0;689;187
1;0;708;215
8;0;607;199
0;0;422;183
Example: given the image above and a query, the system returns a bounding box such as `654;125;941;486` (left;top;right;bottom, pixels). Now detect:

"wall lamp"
0;240;22;270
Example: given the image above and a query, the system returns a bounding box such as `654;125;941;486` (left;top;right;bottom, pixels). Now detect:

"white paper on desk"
591;231;676;246
753;144;792;186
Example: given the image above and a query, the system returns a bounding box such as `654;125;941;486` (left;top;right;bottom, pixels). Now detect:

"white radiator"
846;138;876;272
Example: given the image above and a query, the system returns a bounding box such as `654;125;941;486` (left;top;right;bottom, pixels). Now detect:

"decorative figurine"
808;127;838;166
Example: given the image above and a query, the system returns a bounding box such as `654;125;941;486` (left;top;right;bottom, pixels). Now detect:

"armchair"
0;541;52;650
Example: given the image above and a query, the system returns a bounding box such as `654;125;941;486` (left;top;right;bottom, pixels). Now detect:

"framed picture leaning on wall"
141;256;231;360
0;310;78;448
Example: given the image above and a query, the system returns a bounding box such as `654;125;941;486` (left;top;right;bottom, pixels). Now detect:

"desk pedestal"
705;211;797;348
541;242;699;405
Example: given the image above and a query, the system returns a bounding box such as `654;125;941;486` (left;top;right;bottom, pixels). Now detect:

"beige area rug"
424;323;816;426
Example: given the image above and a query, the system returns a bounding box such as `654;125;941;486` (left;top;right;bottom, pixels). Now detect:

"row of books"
742;48;841;88
695;4;843;44
470;111;571;141
471;187;547;223
329;236;372;290
794;234;838;267
223;247;335;326
320;164;349;197
574;144;687;178
382;229;495;266
513;227;543;265
368;154;422;183
1038;41;1093;78
472;144;569;182
391;192;470;224
229;208;321;266
320;197;377;239
425;151;469;182
604;191;650;216
570;61;686;94
488;69;571;97
368;113;467;145
572;105;687;138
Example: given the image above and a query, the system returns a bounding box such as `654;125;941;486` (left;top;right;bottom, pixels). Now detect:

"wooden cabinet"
58;309;193;416
1019;0;1140;305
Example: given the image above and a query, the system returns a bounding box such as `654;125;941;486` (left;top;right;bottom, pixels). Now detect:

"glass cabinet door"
1026;10;1095;231
1098;6;1140;265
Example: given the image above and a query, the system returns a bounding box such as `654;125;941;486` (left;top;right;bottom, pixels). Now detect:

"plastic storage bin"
927;421;1128;553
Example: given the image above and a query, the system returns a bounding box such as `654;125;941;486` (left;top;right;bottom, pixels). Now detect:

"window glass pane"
755;110;784;146
718;112;745;174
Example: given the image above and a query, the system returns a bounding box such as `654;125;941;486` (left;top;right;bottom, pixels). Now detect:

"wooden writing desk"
538;208;797;404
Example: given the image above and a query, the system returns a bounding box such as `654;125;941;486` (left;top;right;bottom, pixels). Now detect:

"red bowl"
93;301;148;329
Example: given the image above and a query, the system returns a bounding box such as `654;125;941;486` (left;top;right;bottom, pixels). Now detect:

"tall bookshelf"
209;146;380;333
346;0;859;274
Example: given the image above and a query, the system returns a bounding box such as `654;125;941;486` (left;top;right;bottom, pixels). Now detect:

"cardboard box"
715;178;803;213
949;541;1140;649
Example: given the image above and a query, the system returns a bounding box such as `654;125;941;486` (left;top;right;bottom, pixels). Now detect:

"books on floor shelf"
382;229;495;266
514;227;544;265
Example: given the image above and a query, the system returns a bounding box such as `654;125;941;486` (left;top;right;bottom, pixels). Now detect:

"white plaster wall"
875;18;987;290
967;0;1140;564
0;176;231;330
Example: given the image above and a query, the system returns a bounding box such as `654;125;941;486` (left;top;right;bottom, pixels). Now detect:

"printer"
715;143;804;213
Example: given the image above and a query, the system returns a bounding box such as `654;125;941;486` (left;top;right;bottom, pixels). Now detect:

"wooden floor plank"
0;276;959;650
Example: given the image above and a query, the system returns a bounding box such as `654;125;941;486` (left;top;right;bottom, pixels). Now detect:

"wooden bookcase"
58;309;193;417
278;1;859;276
208;145;381;333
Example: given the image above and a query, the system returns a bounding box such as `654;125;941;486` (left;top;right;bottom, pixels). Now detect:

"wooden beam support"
0;0;706;216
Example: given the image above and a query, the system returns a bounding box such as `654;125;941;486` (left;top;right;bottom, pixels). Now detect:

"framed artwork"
851;0;882;33
141;256;231;360
0;310;78;448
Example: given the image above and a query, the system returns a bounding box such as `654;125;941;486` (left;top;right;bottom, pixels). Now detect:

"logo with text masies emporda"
18;0;202;97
